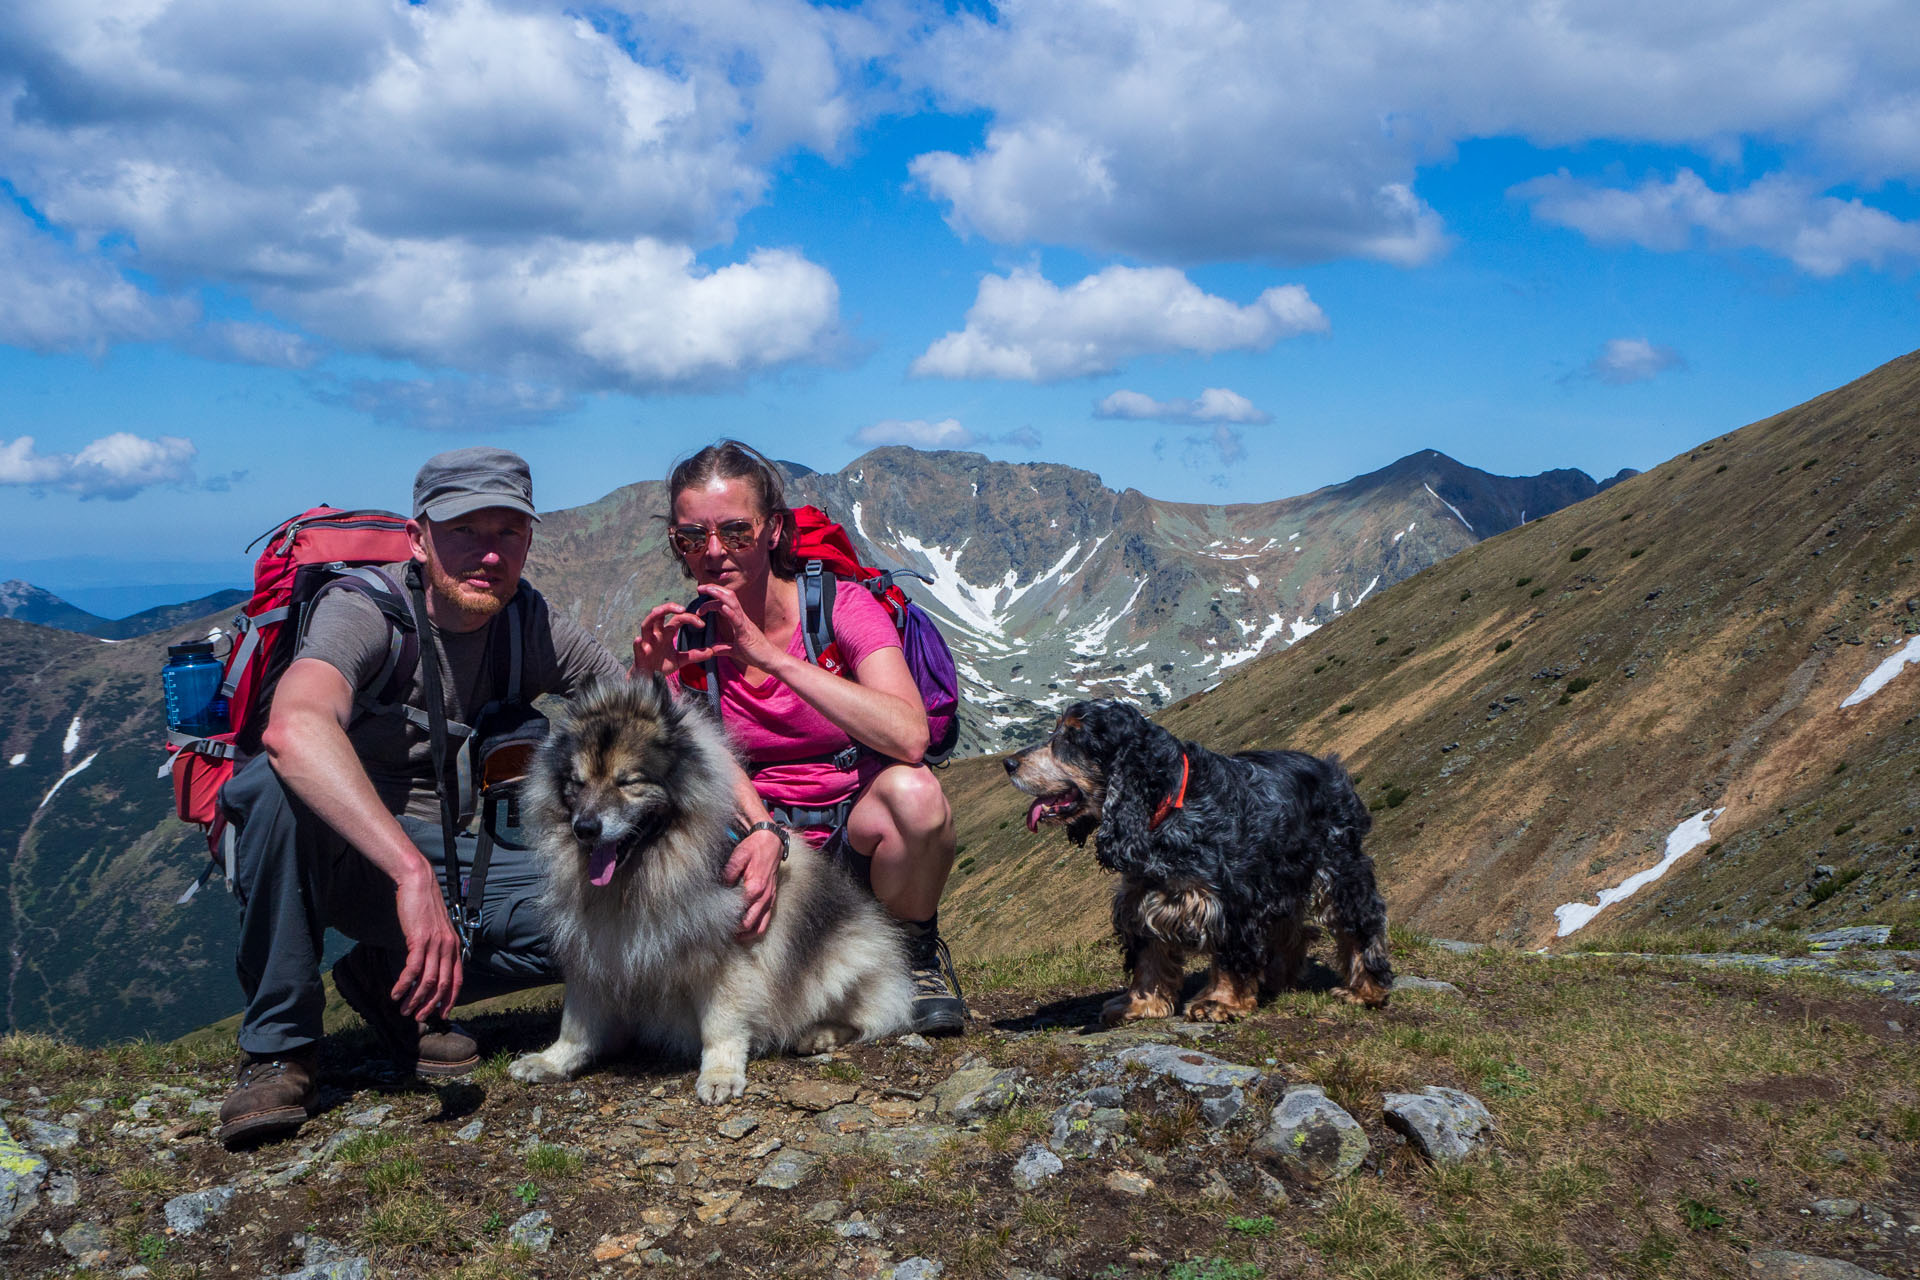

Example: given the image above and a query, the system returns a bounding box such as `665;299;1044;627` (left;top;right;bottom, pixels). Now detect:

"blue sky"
3;1;1917;598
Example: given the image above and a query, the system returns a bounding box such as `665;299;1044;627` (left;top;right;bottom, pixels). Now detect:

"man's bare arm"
260;658;463;1019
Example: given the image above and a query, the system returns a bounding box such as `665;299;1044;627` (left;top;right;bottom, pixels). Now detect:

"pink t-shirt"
673;580;905;813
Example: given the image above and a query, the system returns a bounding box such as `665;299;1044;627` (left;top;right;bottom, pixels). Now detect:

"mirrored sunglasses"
668;520;760;554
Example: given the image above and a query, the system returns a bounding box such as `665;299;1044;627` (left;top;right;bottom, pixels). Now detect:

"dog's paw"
1183;998;1246;1024
793;1022;857;1056
508;1052;571;1085
694;1066;746;1104
1100;993;1172;1027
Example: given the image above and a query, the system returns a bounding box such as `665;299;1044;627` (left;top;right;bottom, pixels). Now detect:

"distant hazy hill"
529;448;1617;754
936;349;1920;959
0;580;248;641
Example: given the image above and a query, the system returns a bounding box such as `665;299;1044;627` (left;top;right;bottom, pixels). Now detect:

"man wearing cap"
217;448;627;1146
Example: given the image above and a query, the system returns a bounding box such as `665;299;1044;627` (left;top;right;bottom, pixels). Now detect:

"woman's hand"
688;583;787;674
631;600;726;676
725;827;785;940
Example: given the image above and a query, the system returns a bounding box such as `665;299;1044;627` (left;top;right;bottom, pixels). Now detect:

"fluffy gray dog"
508;678;912;1102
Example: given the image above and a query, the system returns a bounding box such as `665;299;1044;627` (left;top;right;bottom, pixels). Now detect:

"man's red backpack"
166;508;419;898
680;504;963;765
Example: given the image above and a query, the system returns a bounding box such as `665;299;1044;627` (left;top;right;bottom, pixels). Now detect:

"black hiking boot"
333;943;480;1078
218;1048;318;1149
904;921;968;1036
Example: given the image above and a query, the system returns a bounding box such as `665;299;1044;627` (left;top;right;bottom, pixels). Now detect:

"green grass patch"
1515;577;1533;588
1809;868;1862;905
1495;638;1513;653
524;1143;582;1177
1565;676;1592;695
958;939;1111;995
1531;587;1547;598
1337;703;1356;715
1382;785;1411;809
1569;546;1592;562
332;1129;408;1166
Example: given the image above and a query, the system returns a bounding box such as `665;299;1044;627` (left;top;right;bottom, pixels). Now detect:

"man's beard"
426;557;512;618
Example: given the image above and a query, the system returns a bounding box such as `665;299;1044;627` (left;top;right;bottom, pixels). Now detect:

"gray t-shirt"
294;565;623;820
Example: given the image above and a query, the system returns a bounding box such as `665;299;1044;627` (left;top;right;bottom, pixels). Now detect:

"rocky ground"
4;934;1920;1279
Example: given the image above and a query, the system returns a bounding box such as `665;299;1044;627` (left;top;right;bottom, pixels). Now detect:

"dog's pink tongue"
588;842;620;886
1027;801;1044;833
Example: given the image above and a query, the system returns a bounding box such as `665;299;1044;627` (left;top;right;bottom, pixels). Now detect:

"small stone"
694;1189;742;1224
45;1169;79;1208
805;1199;843;1221
593;1232;648;1262
455;1119;484;1142
745;1137;782;1159
1747;1250;1892;1279
718;1114;761;1140
1107;1044;1262;1092
1048;1099;1127;1157
1255;1169;1290;1205
896;1034;934;1053
163;1185;236;1235
814;1103;875;1138
1811;1199;1862;1220
1010;1144;1064;1191
1255;1085;1368;1182
633;1146;679;1165
639;1206;682;1232
509;1209;553;1252
0;1129;45;1238
1382;1087;1494;1164
783;1080;860;1111
1105;1170;1153;1196
274;1261;372;1280
1820;1148;1851;1165
836;1219;878;1239
59;1220;111;1264
871;1098;919;1123
1200;1169;1234;1200
1807;926;1892;952
1431;939;1484;954
755;1150;820;1191
893;1259;945;1279
295;1233;350;1266
940;1069;1025;1124
1392;976;1463;997
22;1118;79;1152
344;1105;391;1128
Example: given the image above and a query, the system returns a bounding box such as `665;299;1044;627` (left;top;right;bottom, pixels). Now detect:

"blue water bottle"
163;642;230;736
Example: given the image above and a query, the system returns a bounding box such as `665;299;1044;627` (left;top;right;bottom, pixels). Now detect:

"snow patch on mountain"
39;751;100;810
64;716;82;755
1424;483;1474;533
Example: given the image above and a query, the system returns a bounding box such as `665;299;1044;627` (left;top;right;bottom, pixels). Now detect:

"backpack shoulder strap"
800;558;838;665
302;565;420;719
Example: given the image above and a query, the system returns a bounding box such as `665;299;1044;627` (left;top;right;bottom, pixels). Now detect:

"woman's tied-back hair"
663;440;801;580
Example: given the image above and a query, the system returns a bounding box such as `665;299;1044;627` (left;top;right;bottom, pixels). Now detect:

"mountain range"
0;581;249;641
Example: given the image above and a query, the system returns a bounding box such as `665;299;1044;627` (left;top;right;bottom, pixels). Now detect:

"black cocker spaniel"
1006;698;1392;1023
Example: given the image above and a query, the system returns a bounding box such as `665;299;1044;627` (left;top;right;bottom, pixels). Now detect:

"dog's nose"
572;814;603;843
1003;755;1019;775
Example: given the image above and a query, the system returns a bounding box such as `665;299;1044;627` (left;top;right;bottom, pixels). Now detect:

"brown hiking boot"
332;943;480;1077
218;1049;317;1149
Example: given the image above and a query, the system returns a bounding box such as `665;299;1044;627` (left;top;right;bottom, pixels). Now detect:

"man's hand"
391;867;464;1020
724;828;785;941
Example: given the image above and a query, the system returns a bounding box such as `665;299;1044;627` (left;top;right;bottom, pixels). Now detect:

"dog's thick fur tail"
1311;755;1393;1006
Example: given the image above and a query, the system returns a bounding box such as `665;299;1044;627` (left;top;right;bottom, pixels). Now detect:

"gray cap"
413;447;541;522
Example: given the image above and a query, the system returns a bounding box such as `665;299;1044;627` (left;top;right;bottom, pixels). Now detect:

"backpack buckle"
832;744;861;772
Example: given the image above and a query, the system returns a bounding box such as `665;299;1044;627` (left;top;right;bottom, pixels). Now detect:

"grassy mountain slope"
939;349;1920;956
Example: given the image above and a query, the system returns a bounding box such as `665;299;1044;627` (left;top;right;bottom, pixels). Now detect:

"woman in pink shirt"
630;441;966;1035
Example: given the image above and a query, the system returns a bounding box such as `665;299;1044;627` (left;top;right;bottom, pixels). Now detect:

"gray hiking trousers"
223;754;557;1056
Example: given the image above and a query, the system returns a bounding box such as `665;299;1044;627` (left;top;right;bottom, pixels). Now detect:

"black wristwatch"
741;820;790;859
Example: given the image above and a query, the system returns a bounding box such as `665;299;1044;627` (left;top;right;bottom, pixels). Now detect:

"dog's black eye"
615;773;645;788
566;773;584;790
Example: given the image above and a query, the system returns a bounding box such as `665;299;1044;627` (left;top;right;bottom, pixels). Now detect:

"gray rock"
1811;1198;1861;1220
1201;1089;1247;1127
1108;1044;1262;1092
755;1150;820;1191
939;1068;1025;1123
1048;1099;1127;1157
1747;1251;1891;1279
275;1259;372;1280
861;1124;962;1163
344;1105;391;1128
46;1169;79;1207
804;1200;843;1222
1079;1086;1123;1108
163;1185;236;1235
893;1260;945;1279
22;1118;79;1152
1010;1144;1064;1190
1254;1085;1368;1181
509;1209;553;1252
1431;939;1485;954
455;1119;484;1142
59;1219;111;1264
1382;1087;1494;1163
294;1233;352;1266
896;1034;934;1053
0;1183;40;1244
836;1219;878;1239
718;1114;761;1140
1807;926;1892;951
1392;976;1463;996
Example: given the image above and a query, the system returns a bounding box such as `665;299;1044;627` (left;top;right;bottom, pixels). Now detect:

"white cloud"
0;0;866;388
320;375;578;432
1519;169;1920;276
1583;338;1686;386
0;201;196;354
851;418;979;448
903;2;1919;267
912;266;1326;383
0;433;199;500
1095;387;1270;424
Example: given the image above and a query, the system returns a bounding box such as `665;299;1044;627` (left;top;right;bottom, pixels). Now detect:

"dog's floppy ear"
1091;706;1185;871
